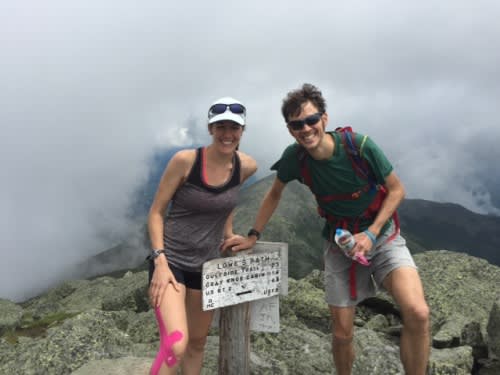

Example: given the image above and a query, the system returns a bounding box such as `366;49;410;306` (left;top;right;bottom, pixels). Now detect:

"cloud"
1;0;500;300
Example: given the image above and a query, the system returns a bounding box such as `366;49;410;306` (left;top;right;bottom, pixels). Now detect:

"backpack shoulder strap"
335;127;377;187
297;146;314;190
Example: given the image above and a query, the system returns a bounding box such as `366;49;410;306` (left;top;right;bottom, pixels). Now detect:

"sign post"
202;241;288;375
218;299;251;374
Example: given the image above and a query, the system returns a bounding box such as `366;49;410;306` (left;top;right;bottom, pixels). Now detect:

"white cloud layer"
1;0;500;300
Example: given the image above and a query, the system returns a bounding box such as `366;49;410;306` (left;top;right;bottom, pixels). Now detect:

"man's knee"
332;334;353;346
332;315;355;338
403;302;430;330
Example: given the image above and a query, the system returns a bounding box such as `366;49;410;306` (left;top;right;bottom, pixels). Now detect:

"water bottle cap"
335;228;342;236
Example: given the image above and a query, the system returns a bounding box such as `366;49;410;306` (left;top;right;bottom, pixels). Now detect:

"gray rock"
21;271;149;323
280;278;330;332
302;268;325;290
461;321;488;359
0;298;23;335
414;251;500;337
428;346;474;375
487;298;500;359
352;328;404;374
71;356;151;375
1;250;498;374
0;309;133;375
364;314;389;331
251;323;333;374
477;358;500;374
433;314;469;348
101;272;149;313
123;310;158;344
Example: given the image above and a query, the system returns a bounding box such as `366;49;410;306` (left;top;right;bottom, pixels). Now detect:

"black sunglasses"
209;103;246;117
287;112;323;131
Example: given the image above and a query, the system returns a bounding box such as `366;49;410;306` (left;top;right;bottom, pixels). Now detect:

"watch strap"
147;249;166;261
247;228;261;240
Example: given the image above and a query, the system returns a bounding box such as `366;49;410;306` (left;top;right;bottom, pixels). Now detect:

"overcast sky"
2;0;500;301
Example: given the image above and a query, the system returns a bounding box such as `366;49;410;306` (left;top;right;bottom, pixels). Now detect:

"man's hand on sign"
149;261;181;307
221;234;256;253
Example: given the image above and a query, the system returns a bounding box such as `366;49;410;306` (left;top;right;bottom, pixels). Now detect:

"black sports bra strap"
187;147;241;193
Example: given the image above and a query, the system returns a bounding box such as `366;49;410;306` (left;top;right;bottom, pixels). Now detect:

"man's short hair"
281;83;327;123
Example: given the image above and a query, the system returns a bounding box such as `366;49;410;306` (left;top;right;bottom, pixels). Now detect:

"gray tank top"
163;147;241;272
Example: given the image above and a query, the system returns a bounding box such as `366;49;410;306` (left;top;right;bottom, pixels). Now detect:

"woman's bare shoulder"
237;151;258;180
160;148;197;178
169;148;197;167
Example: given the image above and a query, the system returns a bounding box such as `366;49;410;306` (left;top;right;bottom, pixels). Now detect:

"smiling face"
287;101;328;152
209;120;244;153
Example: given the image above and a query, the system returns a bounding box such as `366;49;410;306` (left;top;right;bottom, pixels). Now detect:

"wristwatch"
247;228;261;240
147;249;166;261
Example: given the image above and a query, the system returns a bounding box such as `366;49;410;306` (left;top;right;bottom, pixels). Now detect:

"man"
223;83;430;375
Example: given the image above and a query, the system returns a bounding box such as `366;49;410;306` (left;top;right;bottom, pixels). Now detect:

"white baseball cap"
207;97;246;126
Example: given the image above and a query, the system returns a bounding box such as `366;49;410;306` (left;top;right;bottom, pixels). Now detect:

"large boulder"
432;313;487;358
414;251;500;336
21;271;149;323
428;346;474;375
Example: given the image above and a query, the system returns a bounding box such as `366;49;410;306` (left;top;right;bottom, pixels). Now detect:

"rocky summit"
1;250;500;375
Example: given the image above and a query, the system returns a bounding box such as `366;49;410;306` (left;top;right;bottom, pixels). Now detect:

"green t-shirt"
271;131;393;239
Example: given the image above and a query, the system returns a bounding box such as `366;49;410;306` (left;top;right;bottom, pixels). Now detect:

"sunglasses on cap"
208;103;246;117
287;112;323;131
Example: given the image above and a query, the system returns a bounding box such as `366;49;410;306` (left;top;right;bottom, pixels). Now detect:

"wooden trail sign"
202;250;281;310
208;241;288;332
203;241;288;375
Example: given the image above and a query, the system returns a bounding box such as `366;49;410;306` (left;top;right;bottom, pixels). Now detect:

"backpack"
297;126;400;299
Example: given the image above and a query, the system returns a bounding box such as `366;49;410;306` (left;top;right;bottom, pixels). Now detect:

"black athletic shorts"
148;261;202;290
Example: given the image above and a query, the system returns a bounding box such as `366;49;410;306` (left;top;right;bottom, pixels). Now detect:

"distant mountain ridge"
398;199;500;265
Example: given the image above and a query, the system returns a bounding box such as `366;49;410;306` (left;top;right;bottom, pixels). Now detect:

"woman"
147;97;257;375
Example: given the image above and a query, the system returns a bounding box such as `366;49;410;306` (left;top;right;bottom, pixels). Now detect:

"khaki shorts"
324;223;416;307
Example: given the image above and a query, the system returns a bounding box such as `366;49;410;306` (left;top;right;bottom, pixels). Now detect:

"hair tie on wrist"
363;230;376;245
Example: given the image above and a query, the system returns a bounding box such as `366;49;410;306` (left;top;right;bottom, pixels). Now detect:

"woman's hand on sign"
221;234;255;253
149;260;181;307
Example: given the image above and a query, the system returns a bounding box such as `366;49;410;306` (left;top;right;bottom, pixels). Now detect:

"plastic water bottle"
334;228;355;253
334;228;370;266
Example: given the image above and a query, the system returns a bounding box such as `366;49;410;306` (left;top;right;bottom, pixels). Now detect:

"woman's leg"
181;288;215;375
152;282;188;375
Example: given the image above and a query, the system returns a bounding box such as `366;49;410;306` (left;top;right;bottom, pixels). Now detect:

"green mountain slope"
232;174;324;279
